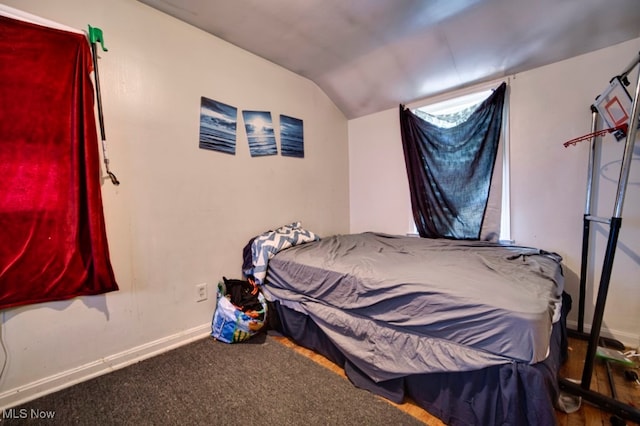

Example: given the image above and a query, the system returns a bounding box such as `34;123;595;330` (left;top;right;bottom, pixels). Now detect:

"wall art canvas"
280;114;304;158
199;97;237;155
242;110;277;157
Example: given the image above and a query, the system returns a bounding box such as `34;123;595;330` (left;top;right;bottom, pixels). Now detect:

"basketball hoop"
563;75;638;148
563;123;628;147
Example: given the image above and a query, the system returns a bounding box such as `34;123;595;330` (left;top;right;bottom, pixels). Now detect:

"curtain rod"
0;4;84;35
406;76;512;111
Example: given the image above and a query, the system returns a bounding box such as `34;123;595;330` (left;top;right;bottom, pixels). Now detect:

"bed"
244;223;569;425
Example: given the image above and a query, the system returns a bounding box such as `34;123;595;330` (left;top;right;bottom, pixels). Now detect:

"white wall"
348;108;412;235
349;38;640;347
0;0;349;408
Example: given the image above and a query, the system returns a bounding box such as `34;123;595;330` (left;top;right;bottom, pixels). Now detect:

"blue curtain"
400;82;506;239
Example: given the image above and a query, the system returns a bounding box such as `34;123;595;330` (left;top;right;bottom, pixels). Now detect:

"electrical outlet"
196;283;207;302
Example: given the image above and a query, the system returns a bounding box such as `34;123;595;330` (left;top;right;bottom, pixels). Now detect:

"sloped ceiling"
138;0;640;119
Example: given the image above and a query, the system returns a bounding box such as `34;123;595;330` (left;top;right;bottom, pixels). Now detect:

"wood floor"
557;338;639;426
271;334;640;425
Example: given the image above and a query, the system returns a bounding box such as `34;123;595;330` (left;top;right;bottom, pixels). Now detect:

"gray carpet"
6;333;425;425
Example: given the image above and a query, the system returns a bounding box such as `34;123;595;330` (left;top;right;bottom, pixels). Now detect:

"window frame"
408;81;511;242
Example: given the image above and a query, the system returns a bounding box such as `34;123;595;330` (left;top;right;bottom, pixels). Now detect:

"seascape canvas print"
199;97;237;155
280;114;304;158
242;110;277;157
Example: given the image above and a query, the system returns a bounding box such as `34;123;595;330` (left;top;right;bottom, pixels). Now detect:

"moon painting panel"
199;97;237;155
242;110;277;157
280;114;304;158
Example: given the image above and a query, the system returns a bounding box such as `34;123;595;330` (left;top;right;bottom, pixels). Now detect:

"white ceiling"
138;0;640;119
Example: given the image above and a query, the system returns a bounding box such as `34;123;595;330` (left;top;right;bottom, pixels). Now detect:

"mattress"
263;232;564;382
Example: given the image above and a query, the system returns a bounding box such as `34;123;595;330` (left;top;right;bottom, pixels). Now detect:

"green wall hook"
88;25;108;52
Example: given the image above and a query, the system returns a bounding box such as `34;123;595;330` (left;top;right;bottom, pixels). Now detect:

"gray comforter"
263;232;564;382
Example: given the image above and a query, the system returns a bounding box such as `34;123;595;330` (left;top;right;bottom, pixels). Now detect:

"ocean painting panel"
199;97;237;155
280;115;304;158
242;110;277;157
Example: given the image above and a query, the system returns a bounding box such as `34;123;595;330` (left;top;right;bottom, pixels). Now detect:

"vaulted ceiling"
138;0;640;119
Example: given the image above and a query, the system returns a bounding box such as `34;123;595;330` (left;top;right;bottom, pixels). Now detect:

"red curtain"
0;16;118;309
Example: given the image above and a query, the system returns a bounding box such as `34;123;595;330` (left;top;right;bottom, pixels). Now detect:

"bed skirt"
269;292;570;426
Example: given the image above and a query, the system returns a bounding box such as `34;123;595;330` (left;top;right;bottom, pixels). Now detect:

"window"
0;13;118;309
410;84;511;242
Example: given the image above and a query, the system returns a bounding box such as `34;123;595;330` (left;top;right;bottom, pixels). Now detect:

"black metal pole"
604;358;618;400
89;38;119;186
578;106;599;333
90;41;106;141
580;217;622;388
578;214;590;332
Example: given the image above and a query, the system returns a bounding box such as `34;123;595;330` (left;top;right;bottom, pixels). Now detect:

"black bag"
222;276;263;313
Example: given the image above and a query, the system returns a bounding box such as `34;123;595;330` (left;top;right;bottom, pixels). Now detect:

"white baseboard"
0;323;211;411
566;319;639;348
